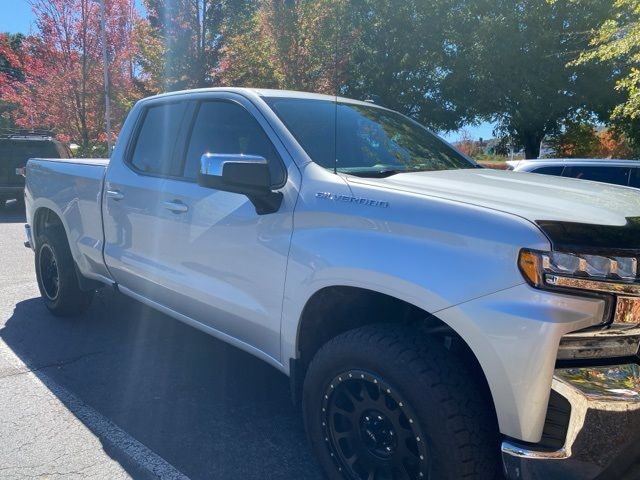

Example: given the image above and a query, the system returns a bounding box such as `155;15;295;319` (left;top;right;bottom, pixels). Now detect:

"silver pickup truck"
24;88;640;480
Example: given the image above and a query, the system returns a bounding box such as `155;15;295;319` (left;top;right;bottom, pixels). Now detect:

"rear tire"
303;324;500;480
35;229;94;316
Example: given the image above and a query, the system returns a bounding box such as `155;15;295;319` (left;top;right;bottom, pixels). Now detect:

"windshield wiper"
350;168;406;178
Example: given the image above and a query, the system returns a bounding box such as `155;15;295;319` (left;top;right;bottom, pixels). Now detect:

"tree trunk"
521;130;545;159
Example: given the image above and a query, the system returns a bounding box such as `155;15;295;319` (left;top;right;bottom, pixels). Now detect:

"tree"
217;0;351;94
0;33;25;130
596;129;634;158
341;0;469;130
454;0;618;158
573;0;640;147
219;0;474;131
454;129;481;157
139;0;257;92
548;117;635;158
548;118;600;158
2;0;140;154
0;33;25;84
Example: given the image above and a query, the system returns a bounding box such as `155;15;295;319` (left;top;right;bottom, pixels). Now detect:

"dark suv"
0;132;70;207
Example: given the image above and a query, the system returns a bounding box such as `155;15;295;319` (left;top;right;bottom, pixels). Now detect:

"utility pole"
99;0;112;154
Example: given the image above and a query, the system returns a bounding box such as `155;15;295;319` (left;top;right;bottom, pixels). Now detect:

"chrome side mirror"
198;153;283;215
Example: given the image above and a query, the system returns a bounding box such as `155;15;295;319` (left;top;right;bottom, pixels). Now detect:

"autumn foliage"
549;120;635;159
0;0;139;154
0;0;638;158
217;0;352;94
597;130;635;158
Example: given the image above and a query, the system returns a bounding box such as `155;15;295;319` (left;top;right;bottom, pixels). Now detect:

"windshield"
265;98;475;177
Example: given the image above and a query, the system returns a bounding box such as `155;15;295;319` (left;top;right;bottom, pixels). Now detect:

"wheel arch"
31;206;99;292
290;286;497;429
32;205;66;242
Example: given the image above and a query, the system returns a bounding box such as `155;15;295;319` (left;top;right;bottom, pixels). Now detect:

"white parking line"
0;340;190;480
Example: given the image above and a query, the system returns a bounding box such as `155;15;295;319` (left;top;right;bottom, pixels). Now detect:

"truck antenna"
333;4;339;175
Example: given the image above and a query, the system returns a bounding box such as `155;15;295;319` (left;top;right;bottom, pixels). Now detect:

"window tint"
183;101;284;185
130;102;187;176
630;169;640;189
0;141;60;163
563;166;630;186
531;166;563;176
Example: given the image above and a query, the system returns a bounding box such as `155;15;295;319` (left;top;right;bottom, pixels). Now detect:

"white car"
507;158;640;188
23;88;640;480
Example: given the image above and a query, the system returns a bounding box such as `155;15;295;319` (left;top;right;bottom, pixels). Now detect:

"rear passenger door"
103;98;193;305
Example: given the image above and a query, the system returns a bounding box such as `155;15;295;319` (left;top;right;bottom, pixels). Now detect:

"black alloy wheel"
303;325;500;480
35;229;95;316
322;370;429;480
38;243;60;301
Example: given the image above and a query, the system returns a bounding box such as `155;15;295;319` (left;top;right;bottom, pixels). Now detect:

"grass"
473;154;509;170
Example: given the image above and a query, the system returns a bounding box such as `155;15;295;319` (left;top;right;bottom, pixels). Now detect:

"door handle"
106;189;124;201
162;200;189;213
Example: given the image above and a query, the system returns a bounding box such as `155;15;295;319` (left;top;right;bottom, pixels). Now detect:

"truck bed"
26;157;111;284
29;157;109;167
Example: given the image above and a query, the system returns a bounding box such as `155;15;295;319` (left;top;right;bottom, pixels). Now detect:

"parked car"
0;132;70;207
507;158;640;188
24;88;640;480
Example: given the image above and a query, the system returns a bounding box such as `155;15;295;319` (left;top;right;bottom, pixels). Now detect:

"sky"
441;122;496;143
0;0;496;141
0;0;33;34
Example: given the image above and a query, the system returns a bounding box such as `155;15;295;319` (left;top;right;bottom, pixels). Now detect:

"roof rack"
0;128;55;139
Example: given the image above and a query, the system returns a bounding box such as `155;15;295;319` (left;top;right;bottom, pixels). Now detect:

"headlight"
520;249;640;360
519;249;639;289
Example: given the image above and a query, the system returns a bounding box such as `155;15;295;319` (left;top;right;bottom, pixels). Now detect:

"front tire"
35;229;94;316
303;325;499;480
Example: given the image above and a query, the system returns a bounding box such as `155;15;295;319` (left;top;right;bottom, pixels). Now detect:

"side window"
563;166;631;186
183;101;285;185
130;102;187;176
630;169;640;189
531;166;564;176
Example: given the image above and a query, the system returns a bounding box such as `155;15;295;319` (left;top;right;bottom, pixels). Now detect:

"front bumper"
502;363;640;479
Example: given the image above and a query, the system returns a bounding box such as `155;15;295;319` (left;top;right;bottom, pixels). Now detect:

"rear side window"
0;141;60;163
630;169;640;189
130;102;187;176
183;101;284;185
531;166;564;176
563;166;631;187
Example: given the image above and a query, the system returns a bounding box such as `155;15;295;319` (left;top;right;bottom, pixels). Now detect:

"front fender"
282;174;551;364
280;170;595;443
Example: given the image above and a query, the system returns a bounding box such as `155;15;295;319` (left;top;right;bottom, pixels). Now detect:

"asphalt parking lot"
0;200;324;480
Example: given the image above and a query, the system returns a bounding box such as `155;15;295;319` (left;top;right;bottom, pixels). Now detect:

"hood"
347;168;640;228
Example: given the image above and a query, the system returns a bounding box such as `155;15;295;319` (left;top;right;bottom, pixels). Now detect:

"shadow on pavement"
1;290;323;480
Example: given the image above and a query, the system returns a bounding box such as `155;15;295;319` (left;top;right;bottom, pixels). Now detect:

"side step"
24;224;33;250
